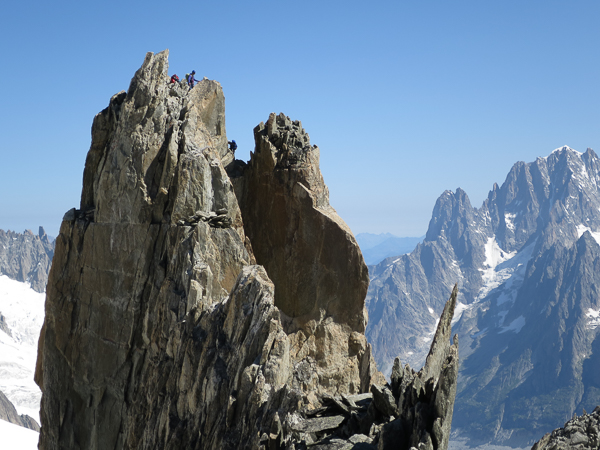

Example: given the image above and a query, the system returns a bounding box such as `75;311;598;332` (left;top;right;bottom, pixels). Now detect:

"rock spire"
36;50;458;450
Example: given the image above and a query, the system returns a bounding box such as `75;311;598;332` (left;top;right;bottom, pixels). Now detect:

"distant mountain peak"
366;145;600;447
0;228;54;293
550;144;579;154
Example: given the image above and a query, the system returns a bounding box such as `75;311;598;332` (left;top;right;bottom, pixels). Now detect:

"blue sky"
1;1;599;238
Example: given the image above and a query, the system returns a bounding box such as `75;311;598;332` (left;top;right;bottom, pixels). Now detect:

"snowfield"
0;275;45;424
477;237;517;300
0;418;39;449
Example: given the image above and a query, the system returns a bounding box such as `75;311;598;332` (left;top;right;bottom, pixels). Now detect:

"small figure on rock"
228;140;237;153
186;70;200;88
169;74;180;84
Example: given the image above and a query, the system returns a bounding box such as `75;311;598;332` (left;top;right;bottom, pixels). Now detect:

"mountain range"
366;146;600;447
356;233;423;265
5;48;600;449
0;227;54;294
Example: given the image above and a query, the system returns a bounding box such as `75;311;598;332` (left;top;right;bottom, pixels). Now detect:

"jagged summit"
80;49;236;230
36;51;459;450
548;144;581;156
0;228;54;293
234;111;369;334
366;145;600;447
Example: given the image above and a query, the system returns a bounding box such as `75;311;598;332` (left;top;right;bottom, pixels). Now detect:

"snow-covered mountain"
0;227;54;293
0;227;51;447
366;146;600;447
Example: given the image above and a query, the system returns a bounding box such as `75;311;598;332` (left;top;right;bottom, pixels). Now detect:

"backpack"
185;73;190;82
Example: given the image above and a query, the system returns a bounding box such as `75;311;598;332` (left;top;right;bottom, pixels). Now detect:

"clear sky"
1;1;599;238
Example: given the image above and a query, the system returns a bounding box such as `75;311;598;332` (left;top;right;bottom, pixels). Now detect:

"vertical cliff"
36;50;458;450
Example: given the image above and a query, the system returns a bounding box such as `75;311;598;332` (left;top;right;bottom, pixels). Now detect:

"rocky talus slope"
36;50;458;450
0;227;54;293
532;406;600;450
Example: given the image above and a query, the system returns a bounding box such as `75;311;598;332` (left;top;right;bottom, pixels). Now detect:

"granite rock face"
0;227;54;293
233;113;369;333
36;50;458;450
231;112;376;395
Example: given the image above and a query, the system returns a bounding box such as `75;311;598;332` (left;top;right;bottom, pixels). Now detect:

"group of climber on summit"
169;70;200;88
168;71;238;155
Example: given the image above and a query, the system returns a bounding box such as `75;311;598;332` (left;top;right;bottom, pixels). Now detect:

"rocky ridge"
532;406;600;450
0;227;54;293
36;50;458;450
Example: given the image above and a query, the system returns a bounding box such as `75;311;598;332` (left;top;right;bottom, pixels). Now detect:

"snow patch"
476;239;536;307
505;213;516;232
576;225;600;246
586;308;600;330
477;237;517;300
452;301;471;325
421;319;440;343
428;307;434;315
498;316;526;334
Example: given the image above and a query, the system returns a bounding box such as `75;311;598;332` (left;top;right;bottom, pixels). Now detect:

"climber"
170;74;180;84
228;140;237;153
187;70;199;88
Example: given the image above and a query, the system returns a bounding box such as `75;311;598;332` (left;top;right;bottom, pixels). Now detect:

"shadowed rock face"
36;50;457;450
